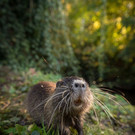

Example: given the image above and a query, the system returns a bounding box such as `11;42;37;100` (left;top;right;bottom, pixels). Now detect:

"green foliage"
5;123;58;135
0;0;79;75
66;0;135;88
0;0;134;89
5;124;41;135
26;71;61;85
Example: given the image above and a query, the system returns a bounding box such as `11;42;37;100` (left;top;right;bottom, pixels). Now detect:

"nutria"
26;76;93;135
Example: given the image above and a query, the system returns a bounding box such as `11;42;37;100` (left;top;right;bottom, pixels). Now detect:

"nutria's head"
53;76;93;115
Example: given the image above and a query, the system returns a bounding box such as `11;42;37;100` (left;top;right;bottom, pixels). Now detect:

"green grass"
0;67;135;135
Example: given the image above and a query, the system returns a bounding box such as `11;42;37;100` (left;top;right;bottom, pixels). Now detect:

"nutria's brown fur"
26;76;93;135
27;82;56;124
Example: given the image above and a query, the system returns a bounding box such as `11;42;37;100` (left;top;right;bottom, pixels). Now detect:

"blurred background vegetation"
0;0;135;134
0;0;135;89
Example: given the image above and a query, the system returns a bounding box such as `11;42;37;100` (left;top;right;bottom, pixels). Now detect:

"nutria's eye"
56;81;65;87
75;83;78;88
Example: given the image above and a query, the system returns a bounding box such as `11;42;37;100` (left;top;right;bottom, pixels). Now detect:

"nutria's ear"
56;81;65;87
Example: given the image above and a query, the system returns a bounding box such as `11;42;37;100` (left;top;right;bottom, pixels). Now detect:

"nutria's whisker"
48;101;62;127
56;87;69;90
61;101;67;133
94;92;127;112
58;93;70;110
92;89;117;99
44;90;70;109
92;105;100;125
66;93;71;114
48;93;70;127
30;99;47;113
94;99;113;125
92;89;124;126
61;90;69;98
94;95;114;117
95;96;122;125
60;86;69;88
66;95;71;114
93;87;129;111
70;95;73;112
99;87;125;96
94;88;130;104
31;90;69;112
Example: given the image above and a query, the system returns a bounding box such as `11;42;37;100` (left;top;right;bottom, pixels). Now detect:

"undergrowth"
0;67;135;135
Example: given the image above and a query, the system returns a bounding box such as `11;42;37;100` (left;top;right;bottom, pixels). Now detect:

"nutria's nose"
72;80;86;91
74;83;85;89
